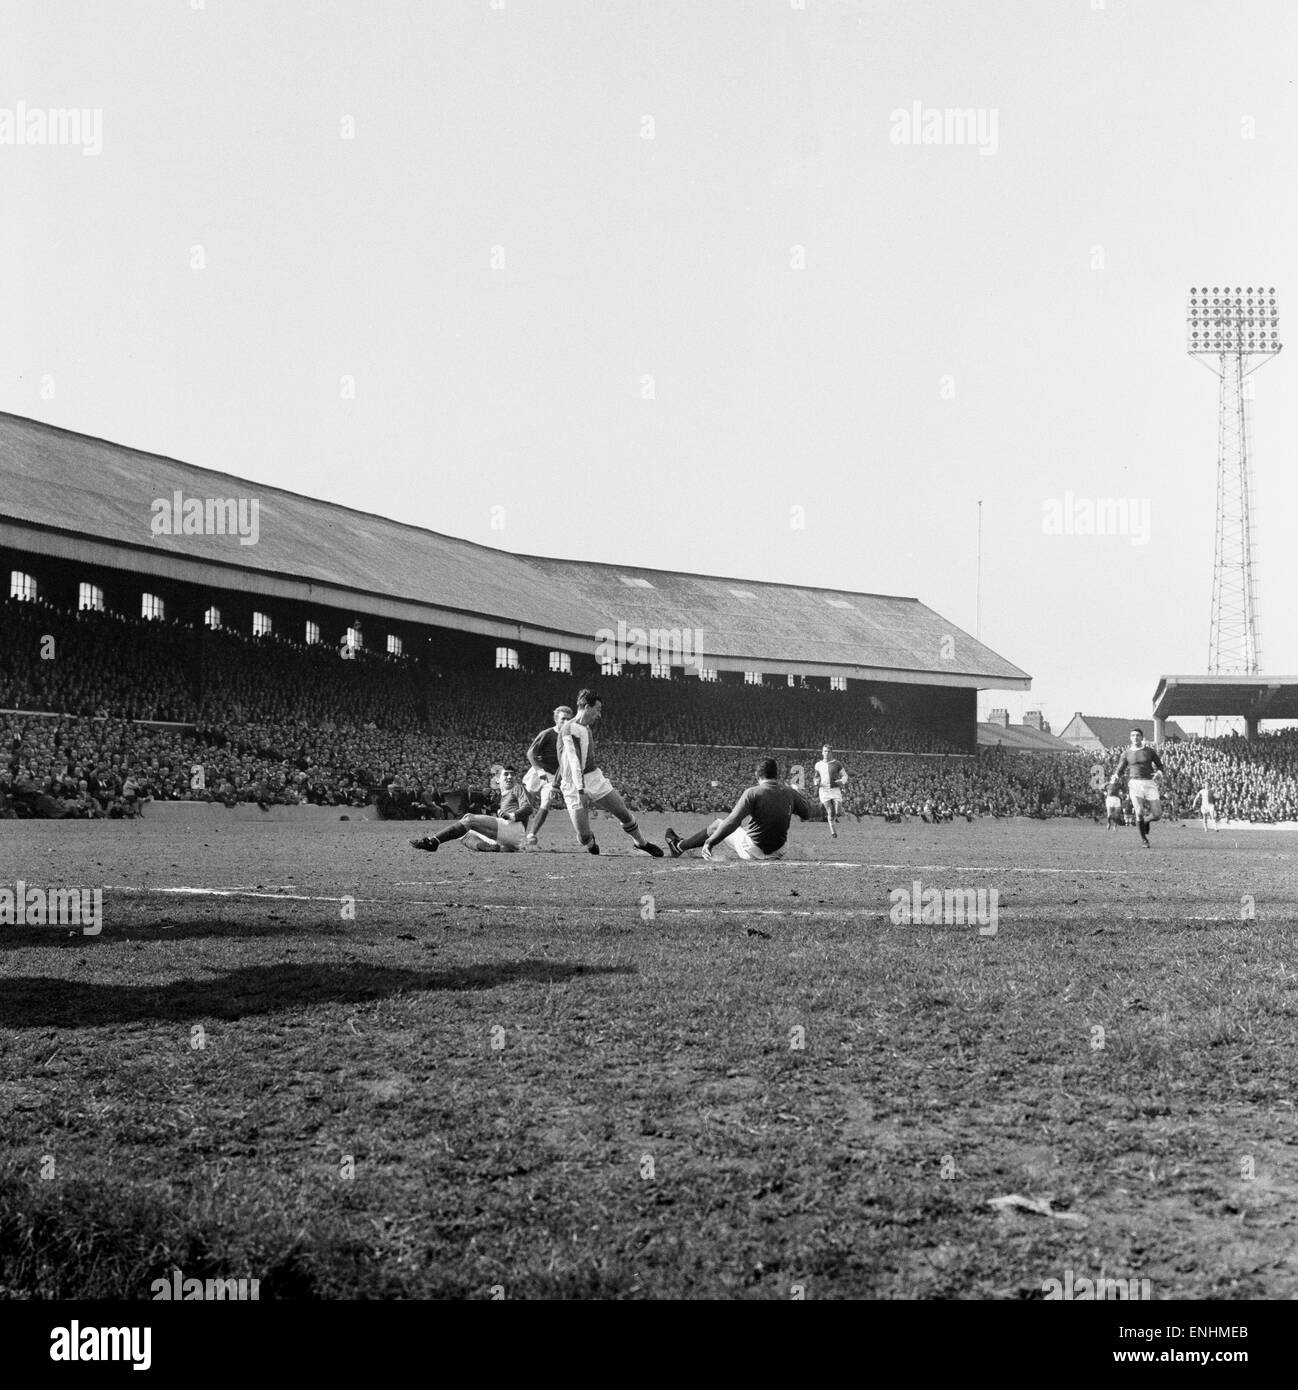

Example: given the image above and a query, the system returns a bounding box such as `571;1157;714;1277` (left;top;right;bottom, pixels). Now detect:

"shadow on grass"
0;916;353;948
0;959;636;1028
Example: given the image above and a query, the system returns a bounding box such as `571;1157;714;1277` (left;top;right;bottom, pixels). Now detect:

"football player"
813;743;848;838
411;765;534;853
1108;728;1165;848
557;689;662;856
521;705;572;848
665;758;812;861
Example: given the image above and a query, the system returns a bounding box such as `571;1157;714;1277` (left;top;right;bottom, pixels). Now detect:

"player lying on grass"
521;704;572;849
558;689;663;856
813;743;849;838
410;766;533;853
665;758;811;861
1108;727;1165;848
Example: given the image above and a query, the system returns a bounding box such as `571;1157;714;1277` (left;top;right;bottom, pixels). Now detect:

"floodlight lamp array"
1187;285;1280;353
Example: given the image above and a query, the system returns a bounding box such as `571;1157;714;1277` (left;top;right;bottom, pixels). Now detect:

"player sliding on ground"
1107;727;1165;848
665;758;812;861
410;766;533;853
521;704;572;849
813;744;848;838
557;689;663;856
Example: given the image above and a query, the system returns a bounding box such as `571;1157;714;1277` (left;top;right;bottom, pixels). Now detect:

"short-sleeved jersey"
814;758;846;789
527;727;561;776
711;780;812;855
1111;745;1163;783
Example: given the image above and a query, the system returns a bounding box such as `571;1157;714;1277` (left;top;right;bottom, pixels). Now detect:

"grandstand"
5;413;1298;826
0;411;1030;800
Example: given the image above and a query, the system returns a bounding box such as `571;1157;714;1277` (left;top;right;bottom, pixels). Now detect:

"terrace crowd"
3;597;1298;822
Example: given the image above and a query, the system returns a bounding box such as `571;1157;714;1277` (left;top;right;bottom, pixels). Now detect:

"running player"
1104;788;1125;830
664;758;812;860
1107;728;1165;848
1190;784;1218;832
557;689;663;856
410;765;533;853
521;705;572;848
813;744;848;838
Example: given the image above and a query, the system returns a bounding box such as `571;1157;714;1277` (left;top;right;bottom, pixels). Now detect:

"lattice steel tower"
1186;286;1280;677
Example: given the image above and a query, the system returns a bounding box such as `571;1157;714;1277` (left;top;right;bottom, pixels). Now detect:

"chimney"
1022;710;1044;731
988;708;1010;728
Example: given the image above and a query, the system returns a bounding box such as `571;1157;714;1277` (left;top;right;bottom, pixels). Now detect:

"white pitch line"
96;884;1247;925
732;861;1179;876
102;884;894;919
107;885;351;904
393;860;1176;882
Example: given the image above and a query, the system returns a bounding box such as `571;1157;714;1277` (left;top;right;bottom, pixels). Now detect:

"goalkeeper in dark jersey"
1108;728;1165;848
665;759;812;861
411;766;534;853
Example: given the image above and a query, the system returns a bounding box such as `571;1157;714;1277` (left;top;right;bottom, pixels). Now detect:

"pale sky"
5;0;1297;732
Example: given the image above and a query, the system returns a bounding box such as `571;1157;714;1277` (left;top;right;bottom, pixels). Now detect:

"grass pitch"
1;814;1294;1299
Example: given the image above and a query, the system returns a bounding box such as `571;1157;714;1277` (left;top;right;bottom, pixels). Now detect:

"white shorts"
1201;803;1216;818
562;768;615;811
818;788;843;808
708;820;784;861
1128;778;1160;802
464;821;525;850
1105;795;1122;812
523;768;561;808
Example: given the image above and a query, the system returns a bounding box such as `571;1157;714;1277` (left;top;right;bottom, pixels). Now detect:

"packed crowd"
0;597;196;722
423;668;967;754
8;705;1298;827
1159;730;1298;823
3;597;1298;822
0;599;424;728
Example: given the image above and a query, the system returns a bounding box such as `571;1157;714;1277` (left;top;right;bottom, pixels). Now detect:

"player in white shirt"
557;689;663;856
813;744;848;839
1190;785;1218;832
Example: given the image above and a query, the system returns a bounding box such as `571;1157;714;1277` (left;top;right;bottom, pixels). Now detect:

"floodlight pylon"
1186;286;1279;690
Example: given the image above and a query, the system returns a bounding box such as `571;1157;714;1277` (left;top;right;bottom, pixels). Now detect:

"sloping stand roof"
0;412;1030;689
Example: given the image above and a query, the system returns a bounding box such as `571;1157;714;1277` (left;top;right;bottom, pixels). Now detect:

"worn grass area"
0;815;1294;1299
